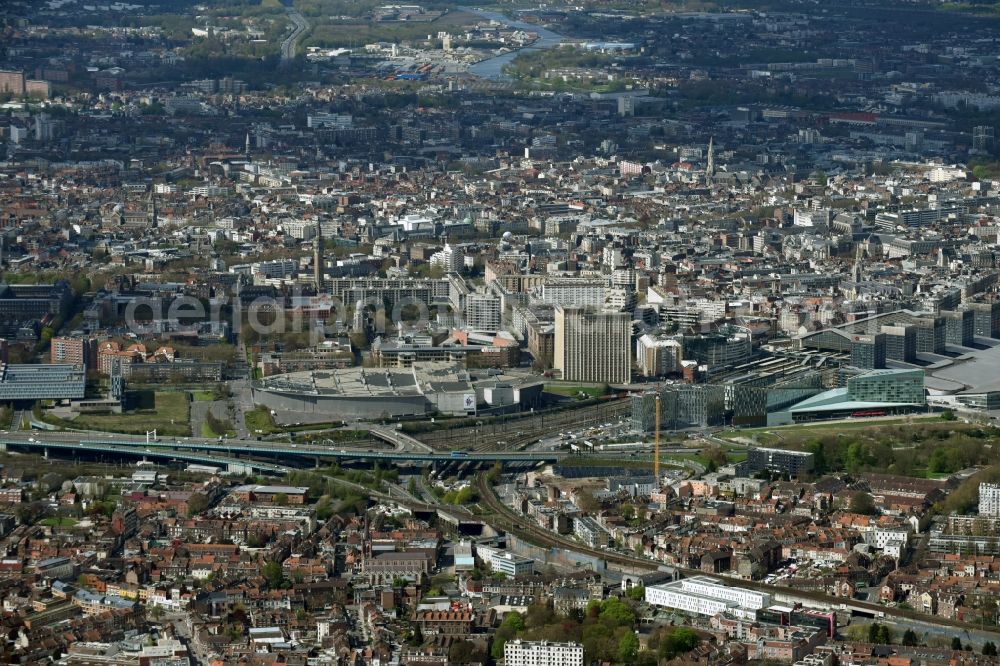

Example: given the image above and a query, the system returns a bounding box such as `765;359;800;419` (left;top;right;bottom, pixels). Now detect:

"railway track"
473;473;1000;637
475;473;657;571
416;399;631;452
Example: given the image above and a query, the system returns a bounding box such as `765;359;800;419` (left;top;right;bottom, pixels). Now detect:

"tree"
849;492;878;516
186;493;209;517
581;621;616;663
525;600;555;628
449;640;485;664
901;629;919;646
660;627;700;658
263;561;284;588
845;624;869;643
845;441;876;472
983;641;997;657
69;275;91;296
929;447;954;474
486;462;502;482
39;326;55;348
577;490;600;513
809;440;828;474
491;612;524;660
501;612;525;632
877;624;893;645
940;410;956;421
952;636;963;651
633;651;658;666
980;595;999;625
705;446;728;470
618;632;639;663
273;493;289;506
598;598;636;626
315;497;333;521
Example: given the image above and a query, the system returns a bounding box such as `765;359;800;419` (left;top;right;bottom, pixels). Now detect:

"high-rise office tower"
554;306;631;384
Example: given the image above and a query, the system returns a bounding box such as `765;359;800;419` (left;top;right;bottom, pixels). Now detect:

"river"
466;9;565;80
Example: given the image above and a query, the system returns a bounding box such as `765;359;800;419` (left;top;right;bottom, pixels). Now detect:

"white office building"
980;483;1000;517
465;294;501;332
538;280;606;308
504;640;584;666
793;208;831;227
602;246;625;269
282;220;317;241
863;527;911;550
490;552;534;579
430;242;463;273
645;576;771;620
636;334;682;377
251;259;298;279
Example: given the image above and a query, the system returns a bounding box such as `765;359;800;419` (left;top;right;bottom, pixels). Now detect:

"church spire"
706;137;715;179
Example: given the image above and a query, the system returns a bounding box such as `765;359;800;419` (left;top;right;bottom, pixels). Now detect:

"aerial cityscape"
0;0;999;664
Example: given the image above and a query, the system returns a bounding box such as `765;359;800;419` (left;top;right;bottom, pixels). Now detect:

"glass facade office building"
847;368;925;404
0;364;86;401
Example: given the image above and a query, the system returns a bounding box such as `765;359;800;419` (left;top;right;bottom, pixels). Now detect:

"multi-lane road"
280;3;309;64
2;434;291;475
0;430;644;468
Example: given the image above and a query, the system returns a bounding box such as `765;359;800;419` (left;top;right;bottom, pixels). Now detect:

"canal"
467;9;565;80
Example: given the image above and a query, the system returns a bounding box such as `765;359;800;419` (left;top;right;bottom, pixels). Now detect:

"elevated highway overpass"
0;432;570;466
0;421;702;473
367;425;434;453
0;435;290;475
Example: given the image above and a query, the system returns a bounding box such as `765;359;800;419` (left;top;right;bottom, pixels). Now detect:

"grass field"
245;407;279;434
718;415;1000;480
201;420;236;439
40;517;79;527
544;383;609;399
303;7;480;49
70;392;191;437
721;414;957;447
